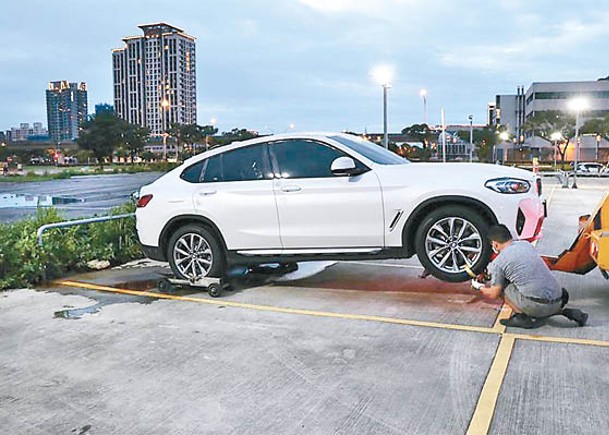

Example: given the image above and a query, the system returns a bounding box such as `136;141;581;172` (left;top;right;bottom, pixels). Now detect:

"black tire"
167;225;226;280
157;278;174;293
414;206;492;283
207;283;222;298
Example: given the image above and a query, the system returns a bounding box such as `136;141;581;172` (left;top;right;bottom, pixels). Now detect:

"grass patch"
0;203;143;290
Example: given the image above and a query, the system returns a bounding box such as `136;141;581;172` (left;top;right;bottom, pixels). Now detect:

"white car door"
270;139;384;249
190;143;281;250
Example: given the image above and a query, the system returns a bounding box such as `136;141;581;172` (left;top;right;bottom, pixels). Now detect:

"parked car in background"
575;162;604;175
135;132;546;283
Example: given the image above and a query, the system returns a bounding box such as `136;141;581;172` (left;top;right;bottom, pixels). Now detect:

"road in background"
0;172;163;223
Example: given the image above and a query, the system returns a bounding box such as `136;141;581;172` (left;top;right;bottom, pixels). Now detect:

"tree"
456;127;497;162
123;124;150;164
141;150;155;163
402;124;438;160
201;124;219;150
522;111;575;164
401;123;437;155
214;128;258;147
167;122;185;161
581;116;609;138
77;112;128;169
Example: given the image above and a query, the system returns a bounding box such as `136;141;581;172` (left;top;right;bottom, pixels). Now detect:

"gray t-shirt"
489;241;561;300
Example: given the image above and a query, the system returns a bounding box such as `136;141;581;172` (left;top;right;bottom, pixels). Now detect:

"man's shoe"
562;308;588;327
500;313;539;329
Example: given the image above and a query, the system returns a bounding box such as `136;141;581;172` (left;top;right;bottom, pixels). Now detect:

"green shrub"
0;203;143;290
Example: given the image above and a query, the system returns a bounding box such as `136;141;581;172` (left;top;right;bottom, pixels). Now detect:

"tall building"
491;79;609;135
112;23;197;135
8;122;49;142
46;81;88;142
490;86;526;138
524;80;609;120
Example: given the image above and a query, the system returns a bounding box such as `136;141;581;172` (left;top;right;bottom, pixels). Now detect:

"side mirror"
331;157;359;176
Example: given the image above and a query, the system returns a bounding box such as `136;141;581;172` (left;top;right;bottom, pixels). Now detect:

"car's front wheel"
167;225;226;280
415;206;491;282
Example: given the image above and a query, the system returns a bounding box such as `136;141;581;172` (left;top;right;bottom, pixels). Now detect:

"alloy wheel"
424;217;483;274
173;233;213;279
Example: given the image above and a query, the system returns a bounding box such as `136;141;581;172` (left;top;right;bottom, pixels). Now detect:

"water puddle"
0;193;84;208
54;302;104;319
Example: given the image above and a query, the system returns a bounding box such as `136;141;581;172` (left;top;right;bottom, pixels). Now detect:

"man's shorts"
504;284;563;318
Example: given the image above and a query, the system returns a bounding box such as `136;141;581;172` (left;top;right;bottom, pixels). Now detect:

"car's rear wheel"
167;225;226;280
415;206;491;282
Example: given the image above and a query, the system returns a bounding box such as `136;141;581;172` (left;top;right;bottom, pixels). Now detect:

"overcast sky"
1;0;608;134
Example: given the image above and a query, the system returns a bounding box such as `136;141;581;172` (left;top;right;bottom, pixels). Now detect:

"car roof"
183;132;357;165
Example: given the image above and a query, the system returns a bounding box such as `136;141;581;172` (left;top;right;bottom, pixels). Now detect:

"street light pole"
568;97;588;189
441;108;447;163
468;115;473;162
573;109;580;189
420;89;427;125
383;84;388;149
372;65;394;150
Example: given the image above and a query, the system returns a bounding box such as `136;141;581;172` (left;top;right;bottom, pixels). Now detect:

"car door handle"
281;185;302;193
198;190;217;196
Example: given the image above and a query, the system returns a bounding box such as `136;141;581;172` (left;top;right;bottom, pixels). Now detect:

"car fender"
398;195;499;255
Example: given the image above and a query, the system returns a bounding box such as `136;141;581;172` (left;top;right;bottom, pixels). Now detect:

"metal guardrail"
36;213;135;247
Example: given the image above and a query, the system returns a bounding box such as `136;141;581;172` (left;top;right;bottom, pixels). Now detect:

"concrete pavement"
1;177;609;434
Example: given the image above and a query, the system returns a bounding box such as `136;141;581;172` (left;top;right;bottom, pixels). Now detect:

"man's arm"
480;284;503;300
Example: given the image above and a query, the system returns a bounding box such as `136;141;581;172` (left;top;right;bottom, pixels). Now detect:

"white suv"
135;133;545;282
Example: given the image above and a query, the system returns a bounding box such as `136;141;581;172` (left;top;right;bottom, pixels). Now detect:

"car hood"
378;162;536;182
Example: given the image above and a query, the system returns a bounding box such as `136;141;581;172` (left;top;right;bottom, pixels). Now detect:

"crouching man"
477;224;588;329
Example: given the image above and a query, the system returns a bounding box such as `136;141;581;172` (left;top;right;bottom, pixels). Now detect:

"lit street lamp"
372;65;394;149
568;97;589;189
420;89;427;125
550;131;562;170
497;131;510;163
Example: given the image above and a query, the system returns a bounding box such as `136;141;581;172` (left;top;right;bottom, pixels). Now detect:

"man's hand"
471;279;485;291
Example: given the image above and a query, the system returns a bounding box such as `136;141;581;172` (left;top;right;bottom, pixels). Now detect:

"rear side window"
180;160;205;183
180;143;271;183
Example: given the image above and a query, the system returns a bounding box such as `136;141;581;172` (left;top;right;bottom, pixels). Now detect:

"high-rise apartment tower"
112;23;197;135
46;81;88;142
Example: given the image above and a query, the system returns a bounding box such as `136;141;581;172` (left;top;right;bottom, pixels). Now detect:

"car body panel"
135;132;546;273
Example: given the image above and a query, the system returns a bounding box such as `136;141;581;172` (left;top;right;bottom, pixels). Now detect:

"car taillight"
136;194;153;208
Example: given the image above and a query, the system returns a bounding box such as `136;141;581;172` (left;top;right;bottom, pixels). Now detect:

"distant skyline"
1;0;609;134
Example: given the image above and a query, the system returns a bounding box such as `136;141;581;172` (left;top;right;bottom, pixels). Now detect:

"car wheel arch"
401;196;498;254
159;215;228;258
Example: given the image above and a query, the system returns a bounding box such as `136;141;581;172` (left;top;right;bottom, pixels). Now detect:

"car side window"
180;160;206;183
196;143;270;183
270;139;360;179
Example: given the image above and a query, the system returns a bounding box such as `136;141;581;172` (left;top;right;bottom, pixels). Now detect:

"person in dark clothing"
474;224;588;329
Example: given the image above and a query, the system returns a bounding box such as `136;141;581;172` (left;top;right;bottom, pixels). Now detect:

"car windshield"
330;135;408;165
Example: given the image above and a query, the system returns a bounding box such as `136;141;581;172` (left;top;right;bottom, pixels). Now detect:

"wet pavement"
0;172;162;222
1;177;609;434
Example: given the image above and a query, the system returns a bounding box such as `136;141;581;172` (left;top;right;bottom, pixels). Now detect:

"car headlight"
485;178;531;194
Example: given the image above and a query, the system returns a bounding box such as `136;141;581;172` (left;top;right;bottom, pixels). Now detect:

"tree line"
76;112;258;168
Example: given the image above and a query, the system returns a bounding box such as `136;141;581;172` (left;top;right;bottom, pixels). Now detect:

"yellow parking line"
55;278;609;434
512;332;609;348
54;280;496;334
492;304;513;333
466;334;516;435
